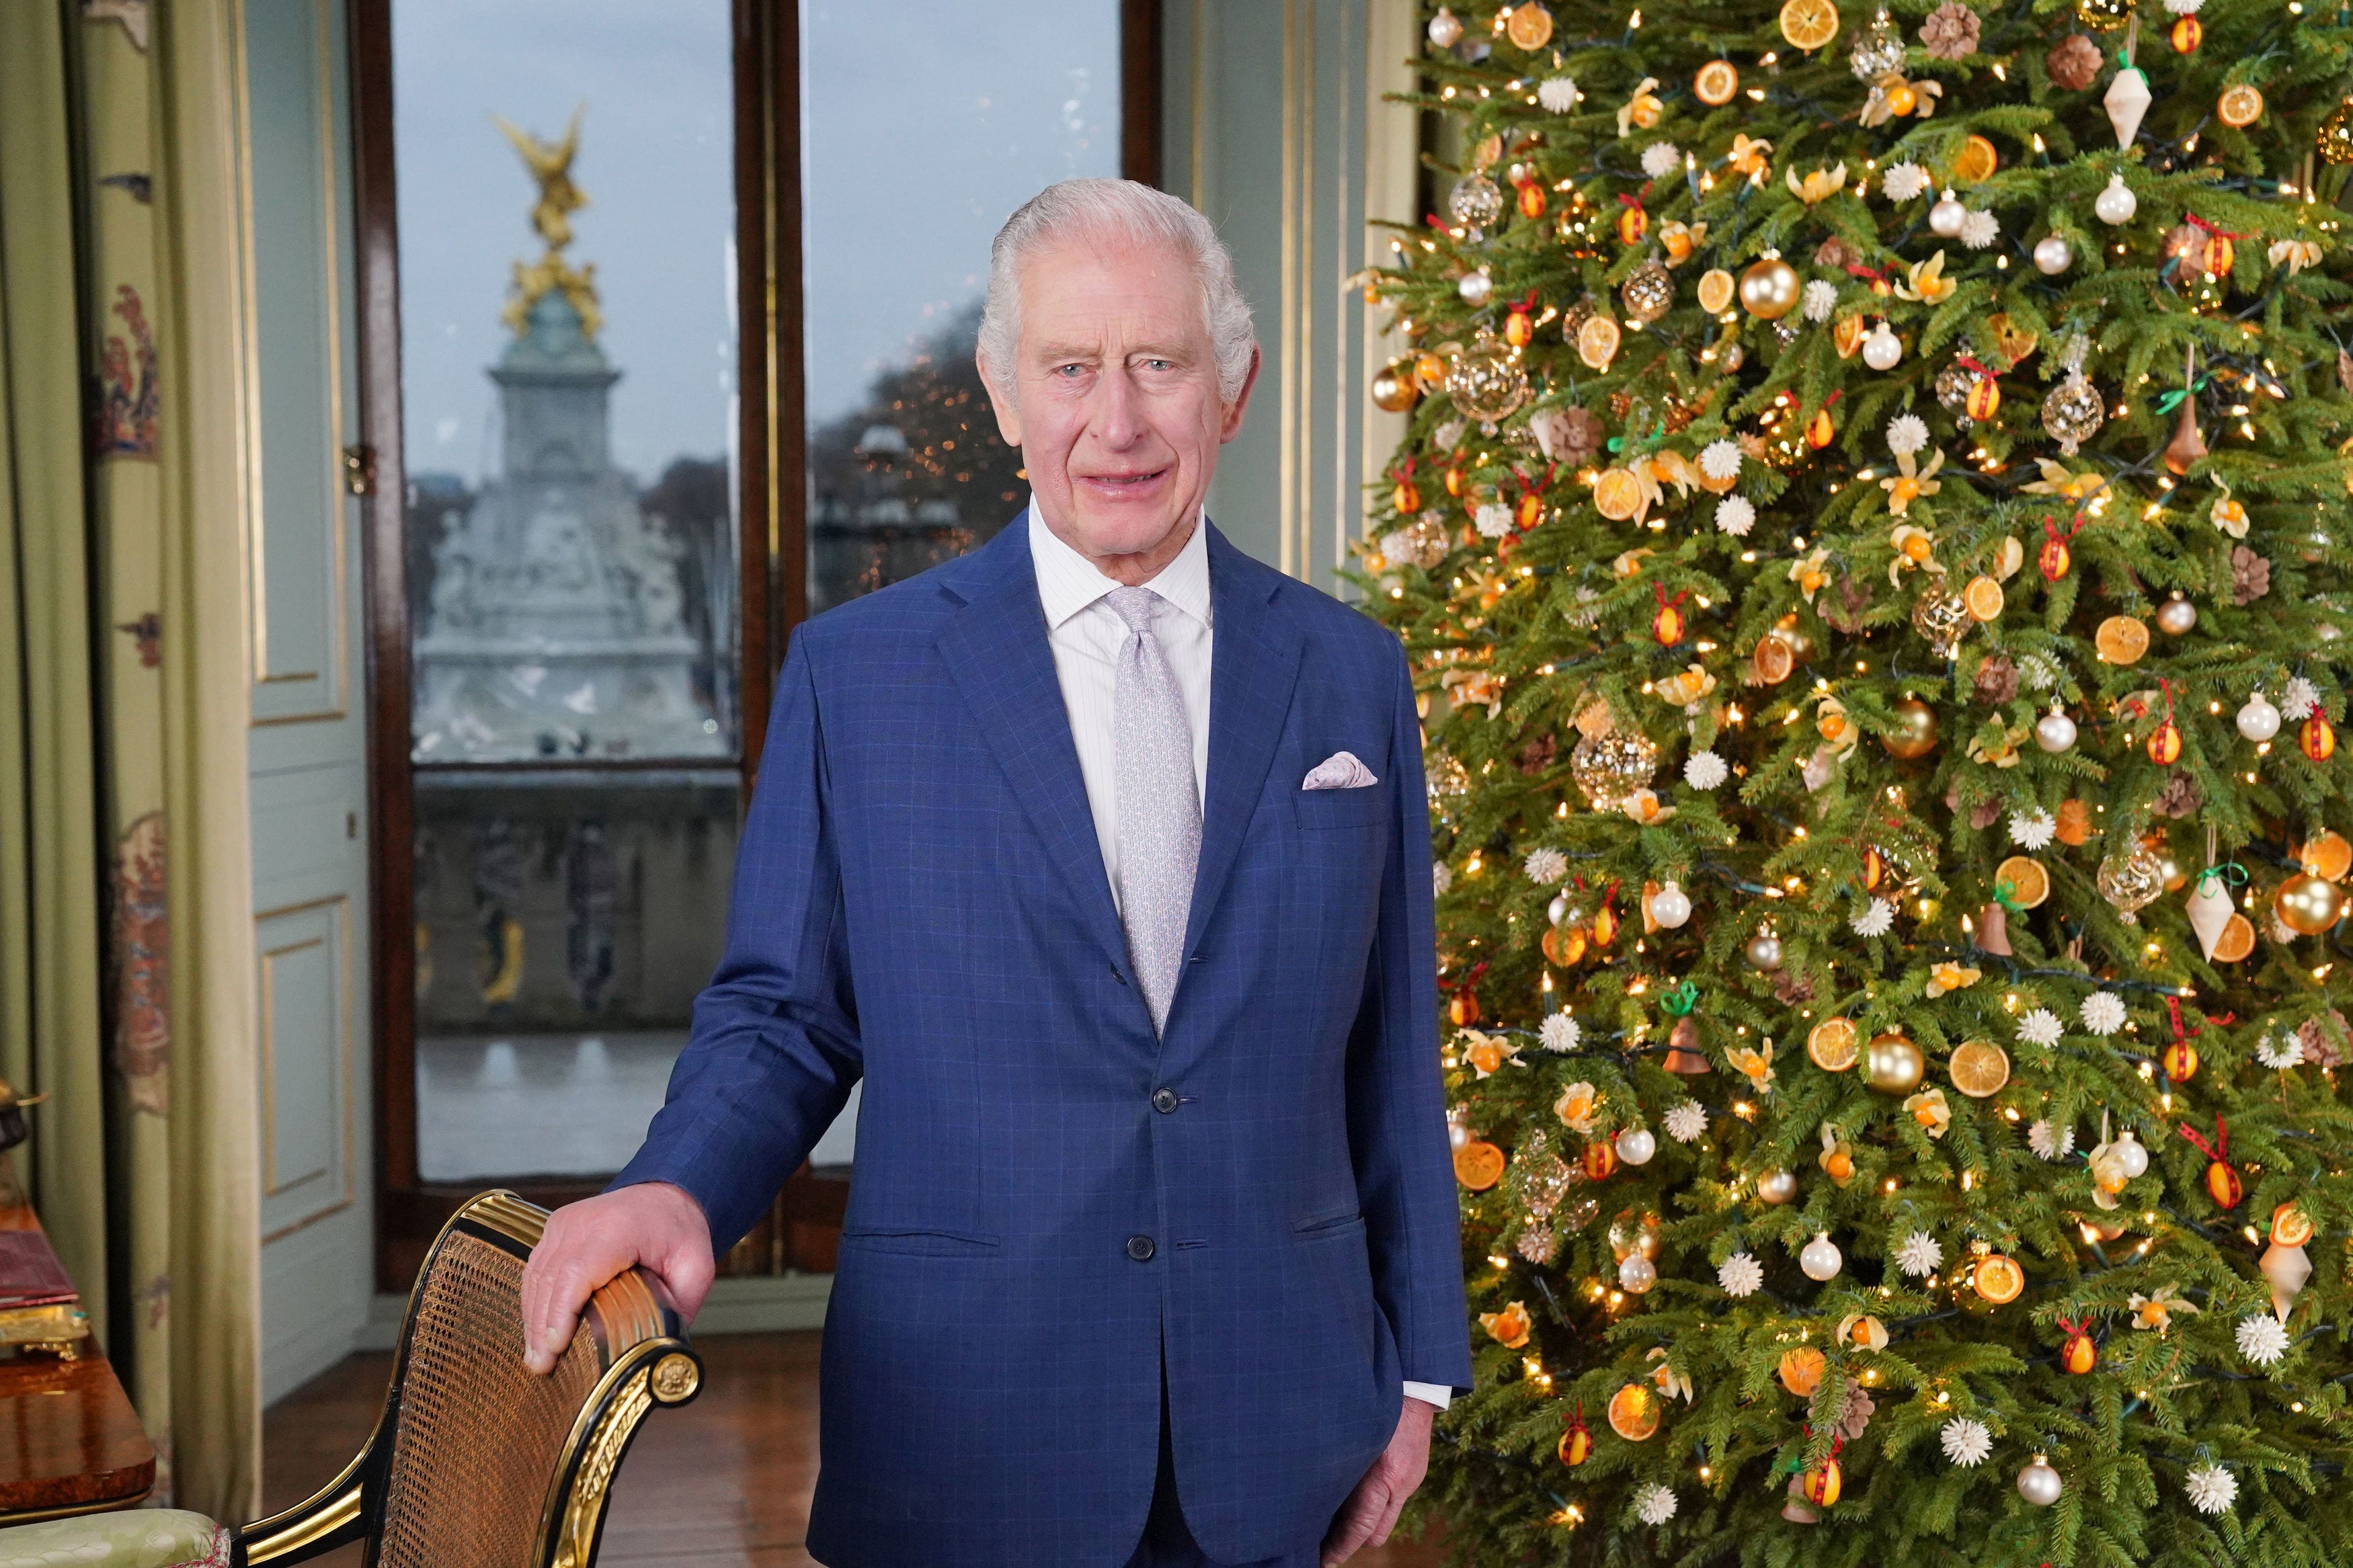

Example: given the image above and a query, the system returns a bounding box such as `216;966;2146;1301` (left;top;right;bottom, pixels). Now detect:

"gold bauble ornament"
1865;1032;1925;1094
1881;698;1940;759
2322;98;2353;166
1739;256;1802;321
1911;587;1972;659
1569;728;1659;811
1370;362;1419;413
2276;872;2348;936
1622;260;1675;325
1446;333;1530;429
2074;0;2131;25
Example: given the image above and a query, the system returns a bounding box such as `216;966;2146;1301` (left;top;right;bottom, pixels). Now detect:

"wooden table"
0;1200;154;1522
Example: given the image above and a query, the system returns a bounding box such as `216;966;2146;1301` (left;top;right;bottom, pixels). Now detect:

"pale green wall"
1159;0;1423;593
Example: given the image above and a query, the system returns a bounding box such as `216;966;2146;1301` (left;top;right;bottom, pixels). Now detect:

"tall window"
391;2;740;1185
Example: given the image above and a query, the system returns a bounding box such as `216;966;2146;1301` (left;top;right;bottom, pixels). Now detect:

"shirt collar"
1026;502;1213;632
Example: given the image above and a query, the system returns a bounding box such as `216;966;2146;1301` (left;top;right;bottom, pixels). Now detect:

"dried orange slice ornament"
2302;831;2353;881
2211;914;2256;962
1695;60;1740;106
2095;615;2151;665
1950;133;1999;185
1593;467;1644;520
1964;575;2005;621
1779;0;1839;50
1578;314;1624;370
1973;1251;2026;1304
1778;1346;1827;1396
1995;856;2050;909
1807;1018;1860;1071
1454;1139;1506;1190
1949;1039;2011;1098
1696;268;1737;315
2219;83;2264;128
1608;1382;1661;1440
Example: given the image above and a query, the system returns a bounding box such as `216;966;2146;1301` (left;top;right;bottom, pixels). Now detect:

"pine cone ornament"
1821;577;1872;635
1974;652;2020;705
1814;237;1863;271
1532;405;1605;466
2231;544;2272;604
1970;798;2001;829
1516;734;1560;776
2153;772;2202;819
2299;1012;2349;1069
1839;1386;1877;1440
1920;2;1981;58
2046;34;2102;92
1772;968;1817;1005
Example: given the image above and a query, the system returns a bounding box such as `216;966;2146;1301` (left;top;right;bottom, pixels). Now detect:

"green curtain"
0;0;262;1522
0;0;113;1346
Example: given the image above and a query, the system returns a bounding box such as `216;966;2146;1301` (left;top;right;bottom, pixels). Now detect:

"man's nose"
1088;366;1147;446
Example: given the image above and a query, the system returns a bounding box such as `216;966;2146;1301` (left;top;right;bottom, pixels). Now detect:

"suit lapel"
1183;526;1304;964
935;524;1130;971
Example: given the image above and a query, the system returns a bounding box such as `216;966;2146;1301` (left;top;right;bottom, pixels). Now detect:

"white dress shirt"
1026;507;1454;1413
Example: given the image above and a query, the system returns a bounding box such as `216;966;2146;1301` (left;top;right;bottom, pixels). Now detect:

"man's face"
981;235;1258;575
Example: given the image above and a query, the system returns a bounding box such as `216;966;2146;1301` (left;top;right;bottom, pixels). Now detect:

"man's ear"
1219;343;1264;443
979;353;1023;448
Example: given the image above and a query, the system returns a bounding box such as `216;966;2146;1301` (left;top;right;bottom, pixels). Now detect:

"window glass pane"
802;1;1122;613
393;0;735;1181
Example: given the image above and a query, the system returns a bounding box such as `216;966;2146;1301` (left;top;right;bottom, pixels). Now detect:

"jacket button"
1151;1087;1179;1114
1125;1234;1156;1262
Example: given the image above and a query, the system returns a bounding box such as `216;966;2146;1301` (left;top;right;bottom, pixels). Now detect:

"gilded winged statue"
495;107;587;251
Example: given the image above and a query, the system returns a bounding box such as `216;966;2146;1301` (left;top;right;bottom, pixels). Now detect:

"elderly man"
520;178;1470;1568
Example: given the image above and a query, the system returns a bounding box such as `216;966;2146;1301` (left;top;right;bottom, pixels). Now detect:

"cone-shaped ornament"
2187;874;2234;959
2262;1241;2312;1320
2106;67;2151;149
1663;1014;1711;1074
2162;349;2206;475
1977;900;2012;956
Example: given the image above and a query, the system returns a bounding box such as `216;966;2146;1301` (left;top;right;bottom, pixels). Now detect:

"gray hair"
978;178;1256;405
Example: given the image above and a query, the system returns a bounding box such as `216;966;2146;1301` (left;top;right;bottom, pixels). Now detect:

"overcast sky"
393;0;1119;489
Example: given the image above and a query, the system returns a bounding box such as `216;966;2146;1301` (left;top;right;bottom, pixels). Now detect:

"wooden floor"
264;1333;1448;1567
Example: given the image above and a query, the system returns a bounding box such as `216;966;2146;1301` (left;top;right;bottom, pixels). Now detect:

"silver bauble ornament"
1427;5;1464;46
1448;173;1505;232
1570;728;1660;810
2094;173;2138;225
1912;585;1972;659
1850;7;1905;79
1650;880;1693;928
2036;706;2079;753
2155;596;2198;636
1616;1127;1658;1166
1547;891;1573;925
1745;931;1784;971
1799;1231;1843;1282
2112;1129;2150;1179
2018;1455;2063;1508
1620;1253;1659;1293
1863;322;1903;371
1929;190;1968;237
1756;1167;1799;1204
2034;233;2075;274
2239;692;2283;742
1457;267;1495;306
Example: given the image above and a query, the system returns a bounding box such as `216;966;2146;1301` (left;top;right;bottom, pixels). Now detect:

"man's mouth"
1079;467;1170;489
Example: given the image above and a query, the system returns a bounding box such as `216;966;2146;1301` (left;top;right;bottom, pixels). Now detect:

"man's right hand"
519;1181;716;1375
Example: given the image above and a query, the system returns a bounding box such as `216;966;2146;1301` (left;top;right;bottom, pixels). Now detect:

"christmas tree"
1361;3;2353;1563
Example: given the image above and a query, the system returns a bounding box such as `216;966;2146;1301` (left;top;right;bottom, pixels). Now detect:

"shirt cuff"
1402;1380;1454;1411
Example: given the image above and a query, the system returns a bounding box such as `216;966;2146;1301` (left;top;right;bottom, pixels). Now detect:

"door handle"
341;444;376;496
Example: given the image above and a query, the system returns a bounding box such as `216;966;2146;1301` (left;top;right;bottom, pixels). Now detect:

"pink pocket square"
1302;751;1378;790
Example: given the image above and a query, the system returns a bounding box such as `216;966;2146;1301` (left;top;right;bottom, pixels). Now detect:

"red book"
0;1230;77;1309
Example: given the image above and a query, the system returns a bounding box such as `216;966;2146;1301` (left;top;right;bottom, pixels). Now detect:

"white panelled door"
233;0;376;1405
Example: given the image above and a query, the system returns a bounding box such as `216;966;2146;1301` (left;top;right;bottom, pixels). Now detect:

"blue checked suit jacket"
614;515;1472;1567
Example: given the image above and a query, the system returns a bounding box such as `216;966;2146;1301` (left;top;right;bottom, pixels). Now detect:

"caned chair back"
233;1191;700;1568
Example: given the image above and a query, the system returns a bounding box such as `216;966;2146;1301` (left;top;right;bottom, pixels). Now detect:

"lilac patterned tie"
1107;585;1201;1033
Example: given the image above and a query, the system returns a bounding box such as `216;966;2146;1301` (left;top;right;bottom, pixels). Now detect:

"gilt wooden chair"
0;1190;700;1568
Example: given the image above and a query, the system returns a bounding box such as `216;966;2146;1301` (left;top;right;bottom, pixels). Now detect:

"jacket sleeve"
610;630;863;1251
1344;638;1474;1393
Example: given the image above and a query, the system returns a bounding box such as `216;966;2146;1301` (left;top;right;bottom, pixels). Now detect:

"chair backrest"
234;1192;700;1568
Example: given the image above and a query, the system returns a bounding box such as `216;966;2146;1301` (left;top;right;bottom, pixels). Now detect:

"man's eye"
1055;363;1086;377
1142;359;1172;371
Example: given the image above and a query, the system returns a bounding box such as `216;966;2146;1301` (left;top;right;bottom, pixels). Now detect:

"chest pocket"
1291;780;1388;831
